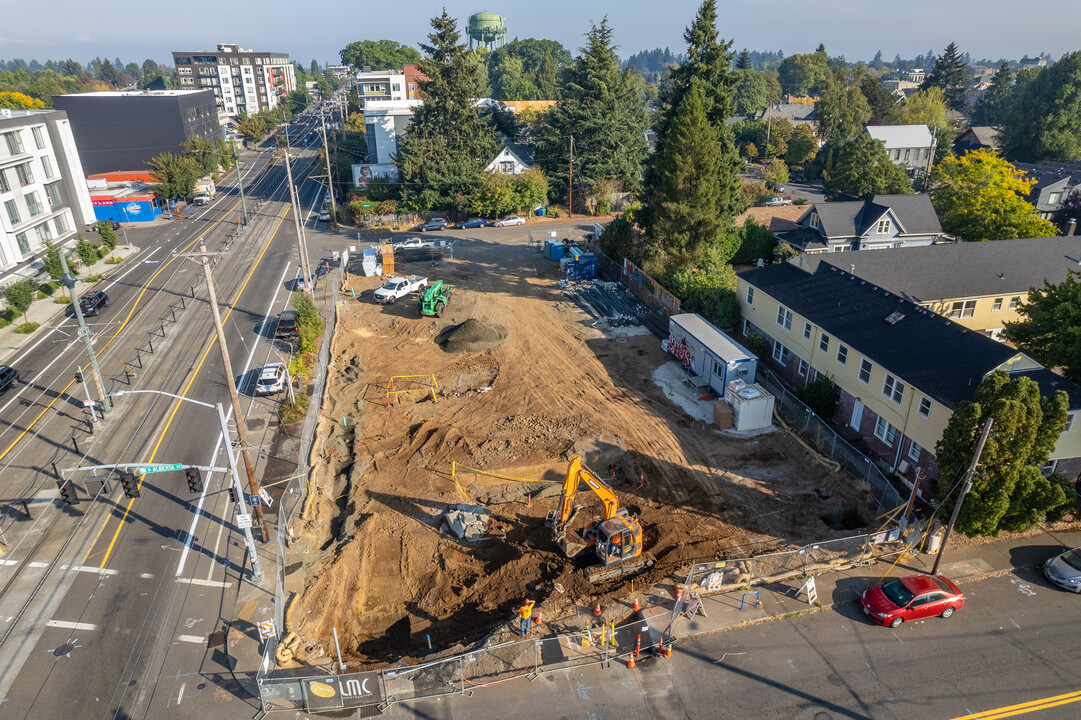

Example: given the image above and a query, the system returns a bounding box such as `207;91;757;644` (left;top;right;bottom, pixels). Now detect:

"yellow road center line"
87;209;288;568
948;690;1081;719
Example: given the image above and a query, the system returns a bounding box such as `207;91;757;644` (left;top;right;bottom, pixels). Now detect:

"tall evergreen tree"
870;50;884;69
921;42;968;111
644;1;742;230
972;62;1014;126
395;10;499;211
536;51;558;98
535;18;648;207
860;74;898;124
1001;52;1081;162
647;82;724;262
735;49;752;70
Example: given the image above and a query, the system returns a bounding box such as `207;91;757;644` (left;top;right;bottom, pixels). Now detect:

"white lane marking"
176;262;293;579
0;560;16;566
46;620;98;631
176;635;206;644
28;561;47;568
177;682;185;705
139;572;153;579
174;577;231;588
61;565;118;576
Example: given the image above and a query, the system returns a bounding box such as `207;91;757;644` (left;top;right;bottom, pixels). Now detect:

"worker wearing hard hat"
518;599;536;636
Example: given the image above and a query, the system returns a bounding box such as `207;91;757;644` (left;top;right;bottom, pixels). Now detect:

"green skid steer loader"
418;280;451;317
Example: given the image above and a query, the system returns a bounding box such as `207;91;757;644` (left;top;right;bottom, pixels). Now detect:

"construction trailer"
667;313;757;393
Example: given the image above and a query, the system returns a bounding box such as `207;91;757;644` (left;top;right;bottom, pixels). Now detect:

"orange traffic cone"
675;587;682;603
632;597;641;612
663;644;673;658
627;655;636;668
534;610;543;626
593;602;602;616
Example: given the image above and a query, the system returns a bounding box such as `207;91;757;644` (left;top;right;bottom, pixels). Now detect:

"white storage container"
724;382;775;432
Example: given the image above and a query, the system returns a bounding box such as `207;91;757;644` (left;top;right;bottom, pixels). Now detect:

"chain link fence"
756;367;906;512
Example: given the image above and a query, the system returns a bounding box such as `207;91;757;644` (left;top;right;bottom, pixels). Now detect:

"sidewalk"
0;242;141;363
223;523;1081;702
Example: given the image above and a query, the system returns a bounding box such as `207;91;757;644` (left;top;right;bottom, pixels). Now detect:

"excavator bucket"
557;533;588;558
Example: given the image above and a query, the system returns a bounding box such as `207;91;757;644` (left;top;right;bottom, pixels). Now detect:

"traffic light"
74;370;83;384
56;479;79;505
227;487;237;503
120;472;140;499
186;467;203;494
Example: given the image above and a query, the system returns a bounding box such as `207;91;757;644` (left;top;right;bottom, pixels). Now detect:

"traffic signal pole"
217;400;263;581
59;252;112;414
199;245;270;543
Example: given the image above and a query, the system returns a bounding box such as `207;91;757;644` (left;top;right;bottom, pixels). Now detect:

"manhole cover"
53;643;74;657
208;631;227;648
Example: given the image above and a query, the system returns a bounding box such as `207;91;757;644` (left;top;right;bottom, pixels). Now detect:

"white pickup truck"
373;275;428;304
393;237;437;250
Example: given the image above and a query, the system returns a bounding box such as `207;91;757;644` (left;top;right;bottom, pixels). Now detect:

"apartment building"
355;65;426;109
0;109;96;272
798;236;1079;339
172;44;296;117
735;260;1081;487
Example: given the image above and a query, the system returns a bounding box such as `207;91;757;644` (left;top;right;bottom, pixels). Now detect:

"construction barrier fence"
386;373;438;407
756;367;907;512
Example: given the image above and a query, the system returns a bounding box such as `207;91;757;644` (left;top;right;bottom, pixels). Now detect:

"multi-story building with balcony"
172;44;296;118
354;65;426;109
0;109;95;271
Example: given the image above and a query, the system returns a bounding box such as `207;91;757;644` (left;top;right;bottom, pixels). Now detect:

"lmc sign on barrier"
300;672;383;711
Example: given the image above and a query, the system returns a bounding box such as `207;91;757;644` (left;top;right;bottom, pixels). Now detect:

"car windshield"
1061;550;1081;571
880;580;915;607
380;281;399;290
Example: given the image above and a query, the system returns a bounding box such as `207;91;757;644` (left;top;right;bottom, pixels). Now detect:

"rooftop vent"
885;311;905;325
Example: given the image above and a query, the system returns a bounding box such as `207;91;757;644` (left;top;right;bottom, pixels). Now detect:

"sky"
3;0;1080;68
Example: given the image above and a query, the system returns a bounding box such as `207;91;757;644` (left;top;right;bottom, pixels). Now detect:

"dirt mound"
436;318;508;353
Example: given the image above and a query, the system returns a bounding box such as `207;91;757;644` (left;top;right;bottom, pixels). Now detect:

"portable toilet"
667;313;757;393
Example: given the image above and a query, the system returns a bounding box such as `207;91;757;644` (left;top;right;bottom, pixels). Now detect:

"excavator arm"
552;456;621;525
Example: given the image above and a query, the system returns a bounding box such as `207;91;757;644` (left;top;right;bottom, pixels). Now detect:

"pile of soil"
436;318;508;353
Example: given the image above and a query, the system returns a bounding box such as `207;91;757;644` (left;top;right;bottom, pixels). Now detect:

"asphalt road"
377;568;1081;720
0;109;339;719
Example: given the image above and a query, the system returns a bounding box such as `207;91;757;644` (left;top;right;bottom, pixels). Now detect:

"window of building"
1066;413;1075;433
3;131;24;155
904;148;911;161
31;126;45;149
392;83;401;92
15;232;29;254
858;358;872;384
776;305;793;331
772;341;790;364
1009;296;1021;310
0;169;8;192
948;299;977;319
918;396;932;418
909;442;922;461
874;417;897;444
877;218;891;234
25;192;42;216
797;358;808;376
809;212;819;230
41;155;55;179
1049;192;1061;205
803;322;812;340
894;149;901;160
14;163;33;187
54;212;67;234
836;345;848;365
499;161;514;173
34;221;53;242
992;297;1003;311
818;333;830;352
4;199;19;224
1041;460;1057;477
882;374;905;404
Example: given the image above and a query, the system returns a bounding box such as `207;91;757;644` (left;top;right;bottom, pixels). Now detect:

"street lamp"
109;389;264;582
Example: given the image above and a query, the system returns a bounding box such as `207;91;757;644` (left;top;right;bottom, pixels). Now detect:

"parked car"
254;363;288;396
1044;546;1081;592
68;290;109;318
791;174;805;184
317;210;331;222
773;184;786;193
417;218;448;232
373;275;428;304
457;218;490;229
860;574;965;628
764;197;793;206
0;365;18;394
493;215;526;227
275;310;299;339
295;274;316;291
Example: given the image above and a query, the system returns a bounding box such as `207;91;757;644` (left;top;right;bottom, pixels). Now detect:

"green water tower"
468;11;507;50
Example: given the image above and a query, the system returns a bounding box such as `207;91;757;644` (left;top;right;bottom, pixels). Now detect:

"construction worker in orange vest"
518;599;536;636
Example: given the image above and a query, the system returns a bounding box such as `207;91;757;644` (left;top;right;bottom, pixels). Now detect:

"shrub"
3;279;37;323
743;332;767;357
729;218;778;266
15;321;39;334
0;309;14;328
36;281;60;298
105;256;123;265
774;242;802;263
278;393;309;424
75;236;101;267
799;375;841;419
97;221;118;251
291;292;324;358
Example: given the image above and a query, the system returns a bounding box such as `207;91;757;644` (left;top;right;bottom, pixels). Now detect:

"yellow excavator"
544;456;654;583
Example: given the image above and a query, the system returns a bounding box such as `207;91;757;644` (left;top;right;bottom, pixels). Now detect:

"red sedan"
860;574;965;628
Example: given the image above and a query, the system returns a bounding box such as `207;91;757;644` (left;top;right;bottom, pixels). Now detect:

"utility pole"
931;417;993;575
283;147;314;295
764;104;773;165
198;244;270;543
921;126;937;194
319;105;338;229
59;252;111;414
567;135;574;219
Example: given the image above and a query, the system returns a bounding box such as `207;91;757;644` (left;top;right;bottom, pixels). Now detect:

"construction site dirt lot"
296;226;878;667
